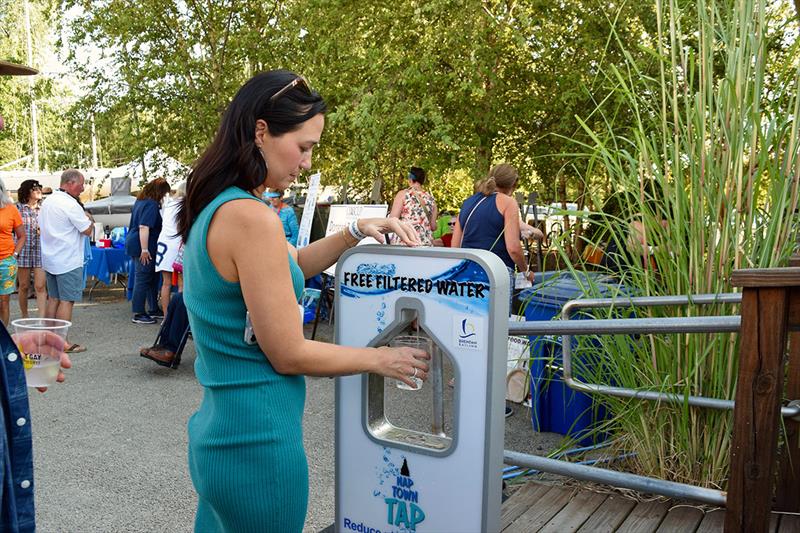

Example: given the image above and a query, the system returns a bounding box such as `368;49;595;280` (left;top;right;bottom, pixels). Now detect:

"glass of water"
389;335;431;391
12;318;70;388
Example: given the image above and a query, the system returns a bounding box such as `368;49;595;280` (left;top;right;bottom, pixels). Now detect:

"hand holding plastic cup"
12;318;70;388
389;335;432;391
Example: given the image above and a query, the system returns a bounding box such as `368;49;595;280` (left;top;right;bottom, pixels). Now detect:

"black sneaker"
132;314;157;324
148;310;164;319
505;406;514;418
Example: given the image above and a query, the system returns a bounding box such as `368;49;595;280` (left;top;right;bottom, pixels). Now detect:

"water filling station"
334;246;509;532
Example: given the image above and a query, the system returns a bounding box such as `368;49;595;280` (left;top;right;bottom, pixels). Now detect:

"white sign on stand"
335;246;508;532
323;204;387;276
296;172;321;249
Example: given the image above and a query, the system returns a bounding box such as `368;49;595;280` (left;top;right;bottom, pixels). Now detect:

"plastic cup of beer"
11;318;70;388
389;335;431;391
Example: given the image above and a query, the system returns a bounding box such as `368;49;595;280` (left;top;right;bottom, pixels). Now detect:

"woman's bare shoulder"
496;193;518;212
212;198;282;234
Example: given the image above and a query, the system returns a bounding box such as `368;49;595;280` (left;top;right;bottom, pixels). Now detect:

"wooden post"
725;268;800;532
777;256;800;511
776;289;800;511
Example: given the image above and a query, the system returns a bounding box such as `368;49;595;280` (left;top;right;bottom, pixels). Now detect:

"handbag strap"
462;195;490;234
409;189;432;222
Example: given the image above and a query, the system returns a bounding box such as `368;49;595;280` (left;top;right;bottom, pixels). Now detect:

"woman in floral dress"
389;166;437;246
15;179;46;318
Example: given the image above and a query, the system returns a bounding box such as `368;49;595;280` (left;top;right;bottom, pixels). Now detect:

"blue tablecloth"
86;247;131;286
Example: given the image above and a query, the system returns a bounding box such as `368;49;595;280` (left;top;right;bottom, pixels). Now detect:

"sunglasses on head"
270;76;311;104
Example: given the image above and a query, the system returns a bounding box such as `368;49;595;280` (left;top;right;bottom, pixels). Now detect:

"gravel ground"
17;287;563;532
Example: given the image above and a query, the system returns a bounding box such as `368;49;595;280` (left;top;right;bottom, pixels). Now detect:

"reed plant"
556;0;800;488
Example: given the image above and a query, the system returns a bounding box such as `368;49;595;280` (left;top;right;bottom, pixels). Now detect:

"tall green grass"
559;0;800;488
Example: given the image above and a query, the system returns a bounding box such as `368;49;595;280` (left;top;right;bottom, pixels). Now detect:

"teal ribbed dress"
183;187;307;532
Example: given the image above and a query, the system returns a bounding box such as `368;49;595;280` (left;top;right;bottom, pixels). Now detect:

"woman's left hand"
357;218;421;247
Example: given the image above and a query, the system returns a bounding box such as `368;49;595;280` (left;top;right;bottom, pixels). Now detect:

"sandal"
65;343;87;353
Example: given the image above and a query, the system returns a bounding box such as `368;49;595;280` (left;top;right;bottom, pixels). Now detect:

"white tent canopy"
0;149;189;203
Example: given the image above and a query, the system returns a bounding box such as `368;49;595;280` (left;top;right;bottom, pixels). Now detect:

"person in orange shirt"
0;178;25;325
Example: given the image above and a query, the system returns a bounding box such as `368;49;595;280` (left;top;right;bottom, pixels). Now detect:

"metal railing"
508;292;800;420
502;450;727;506
502;291;800;509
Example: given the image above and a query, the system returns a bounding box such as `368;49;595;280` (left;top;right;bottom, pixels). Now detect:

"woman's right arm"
295;217;419;278
389;191;404;219
501;197;531;278
214;201;429;386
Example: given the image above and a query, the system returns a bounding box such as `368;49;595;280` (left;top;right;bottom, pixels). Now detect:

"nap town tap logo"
383;458;426;531
454;315;484;350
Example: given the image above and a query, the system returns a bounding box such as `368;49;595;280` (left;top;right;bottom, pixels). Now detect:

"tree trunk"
473;10;499;177
370;168;383;204
574;178;587;257
474;138;492;177
558;171;573;260
795;0;800;31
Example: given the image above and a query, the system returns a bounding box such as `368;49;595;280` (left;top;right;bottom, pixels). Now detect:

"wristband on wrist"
340;229;357;248
348;220;367;241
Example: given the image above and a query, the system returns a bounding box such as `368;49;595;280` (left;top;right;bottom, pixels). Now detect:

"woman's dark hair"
178;69;327;241
409;167;426;186
137;178;171;202
17;179;42;204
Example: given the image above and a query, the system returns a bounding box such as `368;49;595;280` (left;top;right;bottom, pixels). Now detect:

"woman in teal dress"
177;70;429;532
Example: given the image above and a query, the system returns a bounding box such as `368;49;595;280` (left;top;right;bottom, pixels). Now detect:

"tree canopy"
2;0;798;210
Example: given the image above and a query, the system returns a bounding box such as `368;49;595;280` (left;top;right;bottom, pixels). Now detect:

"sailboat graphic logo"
459;318;476;339
454;315;482;350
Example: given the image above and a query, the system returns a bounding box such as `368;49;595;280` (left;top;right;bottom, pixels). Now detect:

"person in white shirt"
39;169;93;353
155;180;186;319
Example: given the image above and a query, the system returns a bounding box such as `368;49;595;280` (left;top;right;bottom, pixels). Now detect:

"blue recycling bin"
518;271;622;445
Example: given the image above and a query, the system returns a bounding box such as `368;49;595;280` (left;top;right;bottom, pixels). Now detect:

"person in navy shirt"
125;178;171;324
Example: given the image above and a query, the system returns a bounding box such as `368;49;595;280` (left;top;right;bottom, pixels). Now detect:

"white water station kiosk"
334;246;509;532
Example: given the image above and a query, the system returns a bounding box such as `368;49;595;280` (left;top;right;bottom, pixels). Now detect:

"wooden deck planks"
613;500;671;533
500;482;554;531
503;485;574;533
575;494;637;533
685;508;724;533
498;481;800;532
538;489;608;533
655;505;704;532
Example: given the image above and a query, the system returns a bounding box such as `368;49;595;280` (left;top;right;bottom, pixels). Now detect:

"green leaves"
41;0;661;205
562;0;799;488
